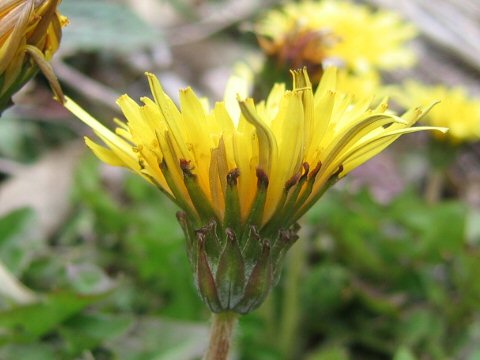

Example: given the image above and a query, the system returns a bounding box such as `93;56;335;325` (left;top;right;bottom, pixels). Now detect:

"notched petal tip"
413;126;449;134
236;93;248;103
180;86;194;94
291;66;312;90
435;127;449;134
115;93;130;105
418;100;441;116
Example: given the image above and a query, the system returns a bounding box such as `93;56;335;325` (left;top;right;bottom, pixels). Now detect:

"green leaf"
302;264;351;319
72;154;129;234
0;115;35;158
0;208;39;275
0;343;58;360
389;193;467;260
0;208;34;247
60;313;133;357
466;207;480;246
467;349;480;360
393;346;417;360
305;344;350;360
0;291;104;344
107;317;208;360
66;263;115;295
399;309;444;348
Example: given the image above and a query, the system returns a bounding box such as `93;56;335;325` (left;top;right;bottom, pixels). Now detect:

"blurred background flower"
396;81;480;144
255;0;417;80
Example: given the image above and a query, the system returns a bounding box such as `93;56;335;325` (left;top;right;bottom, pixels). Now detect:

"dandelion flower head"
397;81;480;144
256;0;417;74
65;68;445;237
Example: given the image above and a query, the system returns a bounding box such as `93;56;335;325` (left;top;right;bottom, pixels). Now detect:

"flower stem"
205;312;238;360
425;168;445;204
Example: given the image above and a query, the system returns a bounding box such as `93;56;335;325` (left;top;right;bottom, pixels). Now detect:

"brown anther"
302;162;310;176
180;159;194;177
285;172;301;192
226;168;240;187
335;164;344;177
298;162;310;182
159;159;168;170
309;161;322;180
256;168;269;188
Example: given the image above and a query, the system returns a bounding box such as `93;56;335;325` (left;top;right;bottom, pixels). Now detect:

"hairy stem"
205;312;238;360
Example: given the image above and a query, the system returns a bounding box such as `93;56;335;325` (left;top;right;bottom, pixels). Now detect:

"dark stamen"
180;159;194;177
285;172;301;192
302;162;310;177
309;161;322;180
226;168;240;186
334;164;344;177
256;168;269;188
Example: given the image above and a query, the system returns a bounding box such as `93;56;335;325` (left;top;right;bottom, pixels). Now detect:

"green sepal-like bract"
178;213;299;314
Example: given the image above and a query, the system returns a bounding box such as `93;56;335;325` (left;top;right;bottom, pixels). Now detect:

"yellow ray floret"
256;0;416;73
65;67;446;235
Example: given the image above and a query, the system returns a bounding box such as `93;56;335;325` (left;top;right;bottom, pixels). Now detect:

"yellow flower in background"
65;67;445;313
0;0;66;113
256;0;416;74
336;69;381;100
396;82;480;144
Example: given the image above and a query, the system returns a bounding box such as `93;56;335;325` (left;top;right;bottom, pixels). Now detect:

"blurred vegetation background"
1;0;480;359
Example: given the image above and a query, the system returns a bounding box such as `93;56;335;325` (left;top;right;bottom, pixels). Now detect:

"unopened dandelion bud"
0;0;66;114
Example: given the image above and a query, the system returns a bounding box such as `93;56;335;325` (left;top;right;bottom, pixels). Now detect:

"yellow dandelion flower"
0;0;66;113
336;69;381;100
65;67;445;313
396;81;480;144
256;0;416;74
